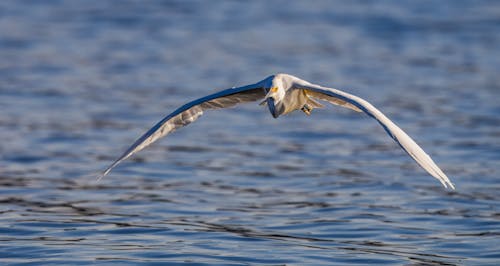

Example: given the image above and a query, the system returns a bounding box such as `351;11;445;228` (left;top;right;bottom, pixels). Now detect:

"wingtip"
437;173;455;190
96;168;111;181
447;181;456;190
96;172;105;181
439;170;455;190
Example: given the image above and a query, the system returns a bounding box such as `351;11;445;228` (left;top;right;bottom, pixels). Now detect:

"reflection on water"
1;0;499;265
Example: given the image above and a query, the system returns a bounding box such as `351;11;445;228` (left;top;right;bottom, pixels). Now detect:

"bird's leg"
301;103;312;115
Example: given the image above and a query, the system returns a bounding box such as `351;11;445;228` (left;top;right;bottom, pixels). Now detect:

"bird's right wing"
98;82;266;179
293;79;455;189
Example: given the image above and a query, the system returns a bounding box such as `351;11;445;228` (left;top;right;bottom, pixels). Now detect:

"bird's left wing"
292;79;455;189
98;82;266;179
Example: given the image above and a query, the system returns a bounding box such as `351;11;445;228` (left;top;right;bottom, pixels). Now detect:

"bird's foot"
301;104;312;115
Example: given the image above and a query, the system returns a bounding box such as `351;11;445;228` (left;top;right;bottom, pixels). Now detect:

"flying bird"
98;73;455;189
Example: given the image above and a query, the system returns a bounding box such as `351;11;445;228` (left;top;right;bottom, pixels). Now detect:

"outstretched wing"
293;79;455;189
98;83;266;179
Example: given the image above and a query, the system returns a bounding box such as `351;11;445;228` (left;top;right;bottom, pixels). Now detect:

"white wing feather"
98;82;266;179
294;79;455;189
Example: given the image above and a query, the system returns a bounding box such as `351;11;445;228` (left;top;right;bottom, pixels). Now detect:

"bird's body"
99;73;455;189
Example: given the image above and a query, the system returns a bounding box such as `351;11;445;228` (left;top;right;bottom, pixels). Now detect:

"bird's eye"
271;87;278;93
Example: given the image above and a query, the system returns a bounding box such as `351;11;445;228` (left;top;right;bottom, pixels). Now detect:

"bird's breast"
279;89;309;115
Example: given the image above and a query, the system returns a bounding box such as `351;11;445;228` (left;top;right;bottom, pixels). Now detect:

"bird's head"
261;77;286;118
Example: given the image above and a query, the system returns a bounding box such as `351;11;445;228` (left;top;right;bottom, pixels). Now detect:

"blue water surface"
1;0;499;265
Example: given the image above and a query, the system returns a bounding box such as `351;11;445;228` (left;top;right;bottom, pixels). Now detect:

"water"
1;0;499;265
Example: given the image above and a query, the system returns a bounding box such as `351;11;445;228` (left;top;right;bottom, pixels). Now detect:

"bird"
98;73;455;189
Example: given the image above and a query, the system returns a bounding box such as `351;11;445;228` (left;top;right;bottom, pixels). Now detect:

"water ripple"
1;0;499;265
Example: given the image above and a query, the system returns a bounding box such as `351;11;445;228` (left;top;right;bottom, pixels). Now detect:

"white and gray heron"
98;73;455;189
